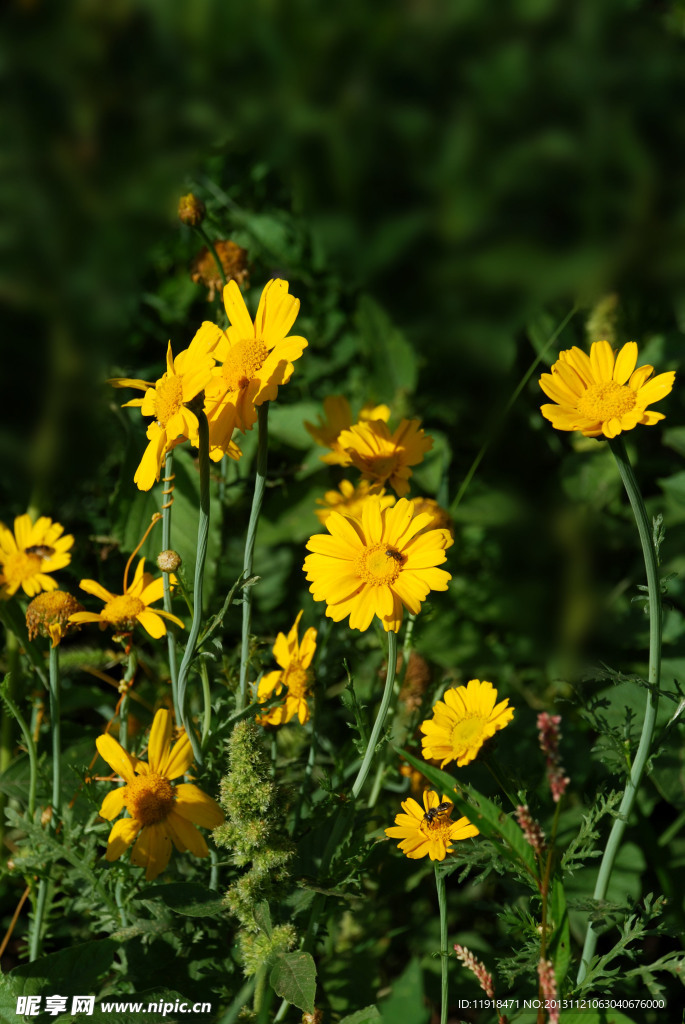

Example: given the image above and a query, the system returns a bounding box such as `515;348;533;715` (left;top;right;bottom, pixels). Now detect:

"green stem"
0;635;20;846
0;675;37;819
200;659;212;748
177;411;211;765
118;650;137;752
48;645;61;822
29;878;49;962
195;224;228;288
303;630;398;953
162;450;181;723
451;304;577;512
367;616;413;808
576;435;662;984
435;863;448;1024
351;630;398;801
239;404;269;711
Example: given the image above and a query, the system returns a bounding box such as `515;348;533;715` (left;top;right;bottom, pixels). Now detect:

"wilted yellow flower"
304;396;391;466
0;514;74;599
420;680;514;768
96;708;224;881
385;790;478;861
304;496;452;633
336;418;432;496
190;239;249;300
314;479;394;524
204;279;307;461
70;557;184;639
256;611;317;727
26;591;84;647
539;340;676;439
109;323;224;491
177;192;206;227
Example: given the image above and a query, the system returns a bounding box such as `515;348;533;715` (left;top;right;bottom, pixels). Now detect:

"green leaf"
398;749;539;881
379;958;428;1024
548;878;571;988
135;882;224;917
355;295;418;402
339;1007;382;1024
269;952;316;1014
253;900;273;936
7;939;117;999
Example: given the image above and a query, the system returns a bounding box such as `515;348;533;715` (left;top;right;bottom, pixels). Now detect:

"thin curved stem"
48;645;61;822
195;224;228;289
162;450;181;723
239;404;269;711
576;436;662;983
452;304;577;512
177;411;211;765
435;863;448;1024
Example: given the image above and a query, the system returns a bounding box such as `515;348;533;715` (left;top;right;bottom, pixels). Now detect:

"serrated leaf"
399;749;539;881
269;952;316;1014
135;882;224;917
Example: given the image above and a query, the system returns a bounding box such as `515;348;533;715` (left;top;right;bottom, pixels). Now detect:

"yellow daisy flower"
420;680;515;768
314;479;395;525
539;339;676;439
96;708;224;881
109;322;223;491
26;591;84;647
304;396;391;466
256;611;317;727
303;496;452;633
0;514;74;599
204;279;308;461
336;418;432;496
70;557;184;639
385;790;479;861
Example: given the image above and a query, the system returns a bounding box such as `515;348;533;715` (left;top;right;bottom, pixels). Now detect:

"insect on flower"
25;545;56;558
385;548;403;562
423;800;453;826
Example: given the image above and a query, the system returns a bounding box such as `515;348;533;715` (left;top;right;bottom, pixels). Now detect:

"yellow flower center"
2;550;42;588
125;772;175;825
153;374;184;428
101;594;145;629
354;544;404;585
221;338;269;392
451;715;487;754
576;381;637;422
283;664;311;700
420;816;452;842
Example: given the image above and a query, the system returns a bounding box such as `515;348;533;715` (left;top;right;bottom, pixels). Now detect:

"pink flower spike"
537;712;570;803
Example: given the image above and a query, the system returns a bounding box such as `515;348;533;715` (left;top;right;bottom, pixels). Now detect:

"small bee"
423;801;453;826
25;545;55;558
385;549;403;562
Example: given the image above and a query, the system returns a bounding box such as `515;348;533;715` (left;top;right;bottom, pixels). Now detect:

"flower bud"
177;192;206;227
156;549;182;573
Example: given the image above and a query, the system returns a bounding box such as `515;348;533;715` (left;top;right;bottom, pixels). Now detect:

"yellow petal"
173;784;224;828
147;709;172;773
613;342;638;384
589;340;615;382
105;817;141;861
96;734;137;783
99;786;127;821
161;732;195;779
165;811;210;857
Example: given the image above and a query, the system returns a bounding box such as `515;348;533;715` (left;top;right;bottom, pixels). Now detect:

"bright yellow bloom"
26;591;84;647
420;680;514;768
305;396;391;466
385;790;479;861
204;279;307;461
539;340;676;439
0;514;74;599
314;479;394;525
70;557;184;639
336;418;432;496
110;322;223;491
304;496;452;633
256;611;317;727
96;708;224;881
